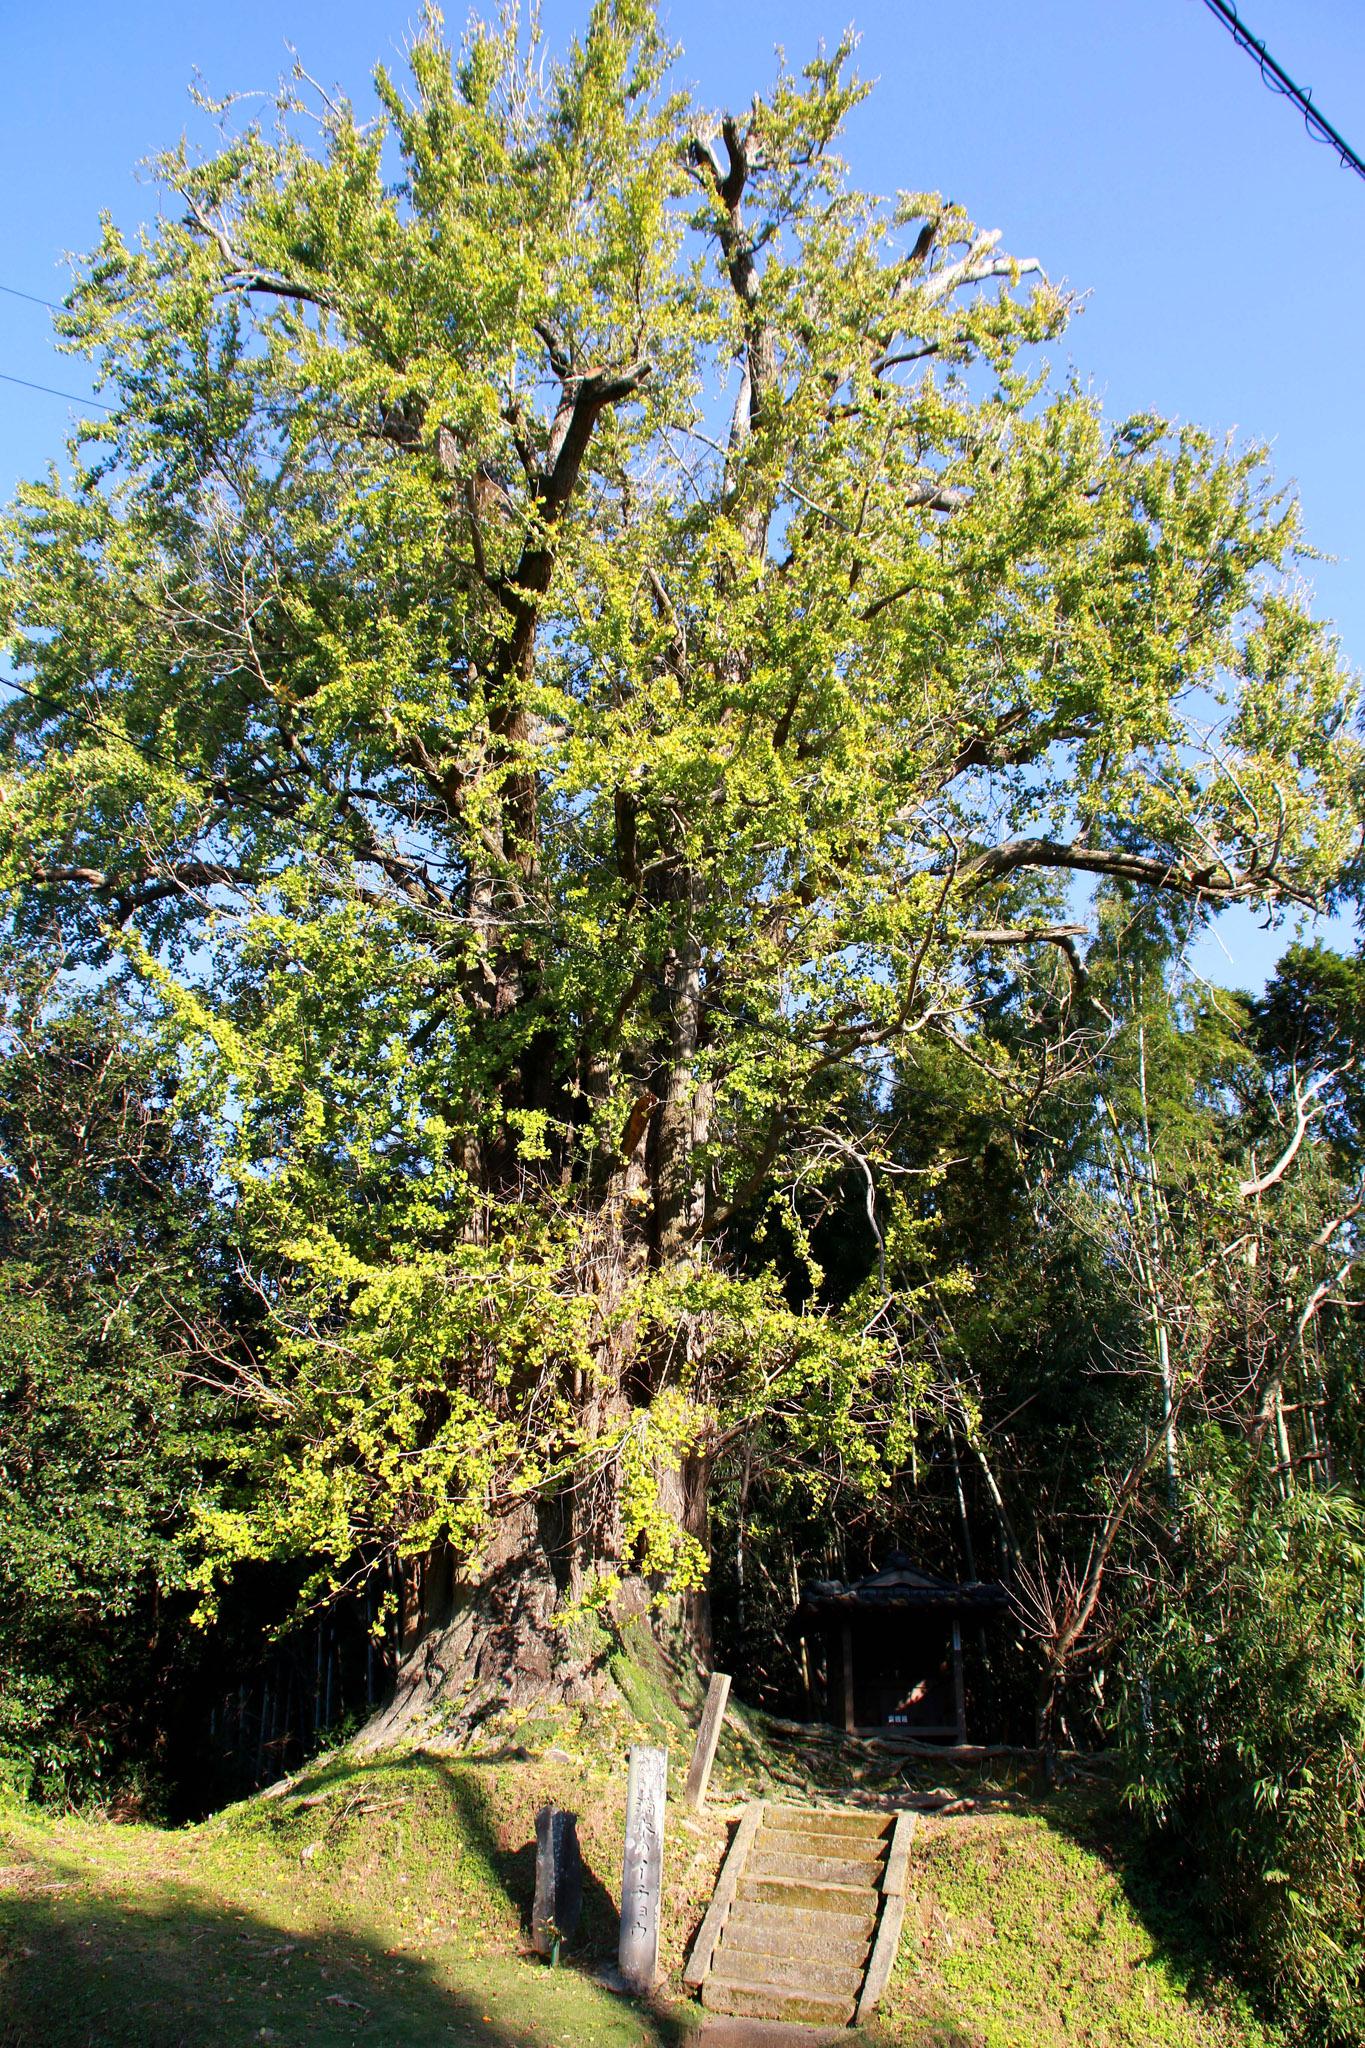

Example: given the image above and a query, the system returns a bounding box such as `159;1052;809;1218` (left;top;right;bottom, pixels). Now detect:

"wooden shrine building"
796;1552;1008;1744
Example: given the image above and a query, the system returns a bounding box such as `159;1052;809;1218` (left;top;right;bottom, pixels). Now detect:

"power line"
0;279;110;414
1197;0;1365;183
0;281;109;412
0;283;62;314
0;369;113;412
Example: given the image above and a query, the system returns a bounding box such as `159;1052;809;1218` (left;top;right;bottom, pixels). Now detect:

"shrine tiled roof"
798;1549;1009;1615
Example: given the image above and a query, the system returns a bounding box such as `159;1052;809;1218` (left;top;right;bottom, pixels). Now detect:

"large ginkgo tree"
2;1;1357;1715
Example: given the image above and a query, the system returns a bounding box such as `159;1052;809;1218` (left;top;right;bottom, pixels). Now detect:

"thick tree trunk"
357;1405;713;1750
655;1445;715;1661
355;1501;612;1751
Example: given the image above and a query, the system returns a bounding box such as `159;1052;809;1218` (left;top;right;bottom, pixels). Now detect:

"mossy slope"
0;1744;717;2048
0;1677;1280;2048
874;1801;1280;2048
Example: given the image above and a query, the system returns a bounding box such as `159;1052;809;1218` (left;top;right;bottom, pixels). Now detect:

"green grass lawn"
874;1801;1280;2048
0;1747;712;2048
0;1739;1280;2048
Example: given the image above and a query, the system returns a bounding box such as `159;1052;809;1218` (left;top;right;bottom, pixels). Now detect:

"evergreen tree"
0;964;232;1799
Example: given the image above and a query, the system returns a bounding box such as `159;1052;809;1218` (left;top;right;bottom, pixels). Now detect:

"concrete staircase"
684;1800;915;2028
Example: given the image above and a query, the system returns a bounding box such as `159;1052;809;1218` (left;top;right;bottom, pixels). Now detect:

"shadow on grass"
1033;1782;1266;2031
280;1750;629;1967
861;2010;986;2048
442;1759;625;1954
0;1827;694;2048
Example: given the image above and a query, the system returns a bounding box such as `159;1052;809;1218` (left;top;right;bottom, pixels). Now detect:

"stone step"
738;1874;875;1914
715;1922;867;1974
701;1971;859;2027
748;1847;887;1887
766;1804;891;1840
710;1945;864;2000
724;1898;878;1958
687;1799;912;2030
757;1825;884;1866
720;1931;871;1975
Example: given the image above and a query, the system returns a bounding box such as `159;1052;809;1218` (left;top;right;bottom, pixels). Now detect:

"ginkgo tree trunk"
1;1;1358;1724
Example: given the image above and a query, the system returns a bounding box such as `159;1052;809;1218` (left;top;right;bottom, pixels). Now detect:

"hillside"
0;1689;1279;2048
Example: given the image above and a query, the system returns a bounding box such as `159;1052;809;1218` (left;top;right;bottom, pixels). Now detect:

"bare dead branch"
1239;1073;1329;1201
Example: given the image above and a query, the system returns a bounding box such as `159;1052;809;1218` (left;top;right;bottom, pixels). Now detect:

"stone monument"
617;1744;667;1993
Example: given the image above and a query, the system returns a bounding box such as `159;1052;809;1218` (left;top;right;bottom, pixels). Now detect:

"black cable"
0;283;63;314
0;280;105;409
0;369;113;412
1197;0;1365;183
0;264;104;414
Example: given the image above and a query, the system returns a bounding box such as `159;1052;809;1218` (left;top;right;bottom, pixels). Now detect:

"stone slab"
721;1918;872;1971
698;2018;849;2048
737;1874;871;1913
758;1827;884;1864
749;1848;886;1886
856;1887;907;2026
531;1804;583;1955
880;1809;918;1897
710;1948;863;1998
725;1897;878;1940
703;1974;856;2026
766;1804;891;1838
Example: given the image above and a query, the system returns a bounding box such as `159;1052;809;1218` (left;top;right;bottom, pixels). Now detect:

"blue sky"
2;0;1362;990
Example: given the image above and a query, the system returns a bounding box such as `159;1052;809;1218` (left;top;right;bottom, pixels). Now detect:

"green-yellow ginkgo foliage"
1;1;1358;1702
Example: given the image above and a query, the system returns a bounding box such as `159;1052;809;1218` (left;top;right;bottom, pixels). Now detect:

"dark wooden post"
684;1671;731;1812
532;1805;583;1961
841;1619;856;1733
951;1616;966;1745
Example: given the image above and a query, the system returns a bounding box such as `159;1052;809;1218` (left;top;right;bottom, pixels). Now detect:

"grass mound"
0;1743;720;2048
875;1798;1279;2048
0;1669;1282;2048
